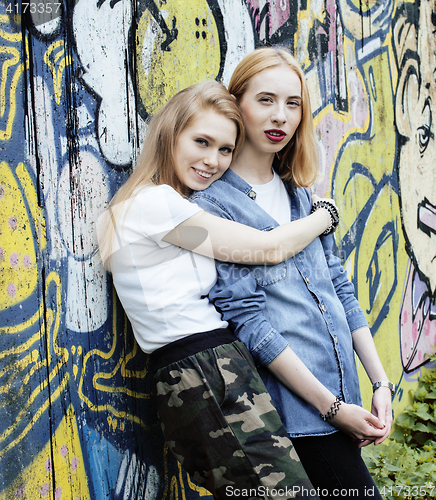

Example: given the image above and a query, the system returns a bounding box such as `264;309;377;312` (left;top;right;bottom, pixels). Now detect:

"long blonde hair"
98;80;244;269
229;48;318;187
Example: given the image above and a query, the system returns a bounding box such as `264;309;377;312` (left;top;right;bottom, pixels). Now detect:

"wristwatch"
372;381;395;396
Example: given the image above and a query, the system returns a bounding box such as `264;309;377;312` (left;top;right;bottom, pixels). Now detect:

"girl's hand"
329;402;386;447
312;194;337;208
366;387;393;447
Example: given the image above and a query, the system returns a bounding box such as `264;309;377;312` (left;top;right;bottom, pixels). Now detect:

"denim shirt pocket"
250;225;287;286
252;262;287;286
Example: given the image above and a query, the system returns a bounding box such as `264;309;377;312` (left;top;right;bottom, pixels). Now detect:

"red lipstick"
265;129;286;143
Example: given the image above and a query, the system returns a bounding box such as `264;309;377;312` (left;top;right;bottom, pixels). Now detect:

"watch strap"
372;381;395;396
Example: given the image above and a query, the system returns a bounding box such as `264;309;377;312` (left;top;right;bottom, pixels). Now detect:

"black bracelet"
320;395;342;421
311;200;340;236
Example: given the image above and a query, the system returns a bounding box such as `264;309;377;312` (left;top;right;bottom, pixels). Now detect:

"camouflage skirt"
152;329;316;500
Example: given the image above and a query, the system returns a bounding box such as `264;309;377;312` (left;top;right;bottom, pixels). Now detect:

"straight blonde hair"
228;48;318;188
98;80;244;269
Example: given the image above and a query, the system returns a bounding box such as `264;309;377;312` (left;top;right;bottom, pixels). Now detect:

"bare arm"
352;326;393;446
268;346;387;443
163;199;332;265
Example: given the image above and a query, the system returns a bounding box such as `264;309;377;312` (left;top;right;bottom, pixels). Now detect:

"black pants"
292;431;382;499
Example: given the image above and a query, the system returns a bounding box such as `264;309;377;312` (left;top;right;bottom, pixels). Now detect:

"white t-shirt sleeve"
129;184;202;245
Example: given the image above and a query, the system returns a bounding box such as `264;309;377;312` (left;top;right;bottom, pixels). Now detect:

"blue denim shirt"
191;169;367;437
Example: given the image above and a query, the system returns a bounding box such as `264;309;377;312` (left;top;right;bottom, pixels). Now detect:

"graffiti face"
395;0;436;294
237;65;302;159
173;110;237;191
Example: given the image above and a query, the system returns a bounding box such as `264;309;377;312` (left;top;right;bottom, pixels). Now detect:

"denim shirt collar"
220;168;256;198
218;168;301;224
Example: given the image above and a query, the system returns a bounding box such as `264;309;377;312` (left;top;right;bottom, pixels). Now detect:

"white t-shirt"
108;184;227;353
251;171;291;224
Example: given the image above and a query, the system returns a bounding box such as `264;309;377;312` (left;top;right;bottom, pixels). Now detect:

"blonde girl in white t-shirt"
98;80;334;499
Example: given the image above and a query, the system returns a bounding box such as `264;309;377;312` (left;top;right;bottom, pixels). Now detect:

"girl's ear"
395;58;419;139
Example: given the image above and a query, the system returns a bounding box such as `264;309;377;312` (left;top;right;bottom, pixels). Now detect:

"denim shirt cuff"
251;329;289;366
346;307;369;333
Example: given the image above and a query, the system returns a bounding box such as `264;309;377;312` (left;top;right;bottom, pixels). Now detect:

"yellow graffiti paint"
0;40;25;140
0;162;45;310
44;40;73;105
355;187;406;409
169;461;212;500
0;405;90;500
333;51;394;243
186;466;211;497
0;271;68;457
330;48;410;410
346;0;379;14
161;440;212;500
0;16;23;42
78;290;153;429
136;0;221;115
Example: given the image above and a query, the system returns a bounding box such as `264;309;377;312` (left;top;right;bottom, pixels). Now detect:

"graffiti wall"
0;0;435;498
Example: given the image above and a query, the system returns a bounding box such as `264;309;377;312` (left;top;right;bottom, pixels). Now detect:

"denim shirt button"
248;189;256;199
334;336;338;343
320;304;326;312
305;276;310;284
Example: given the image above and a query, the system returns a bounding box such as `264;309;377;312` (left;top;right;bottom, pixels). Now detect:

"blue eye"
196;138;208;146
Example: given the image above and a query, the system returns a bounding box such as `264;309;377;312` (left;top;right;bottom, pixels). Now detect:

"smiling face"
173;109;237;191
237;65;302;161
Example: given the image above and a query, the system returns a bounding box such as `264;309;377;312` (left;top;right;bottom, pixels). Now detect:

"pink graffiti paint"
40;483;50;497
0;247;3;259
411;321;418;342
8;216;17;230
419;201;436;233
326;0;337;54
60;445;68;457
15;486;25;498
245;0;291;36
10;253;18;267
71;457;78;471
400;263;435;372
270;1;290;33
7;283;16;297
55;486;62;499
23;255;31;268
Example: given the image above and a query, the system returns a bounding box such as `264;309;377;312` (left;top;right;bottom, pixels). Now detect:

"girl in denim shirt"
99;80;339;499
192;48;393;498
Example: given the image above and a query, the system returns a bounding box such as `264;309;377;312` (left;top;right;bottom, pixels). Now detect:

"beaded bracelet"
311;200;340;236
320;395;342;421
